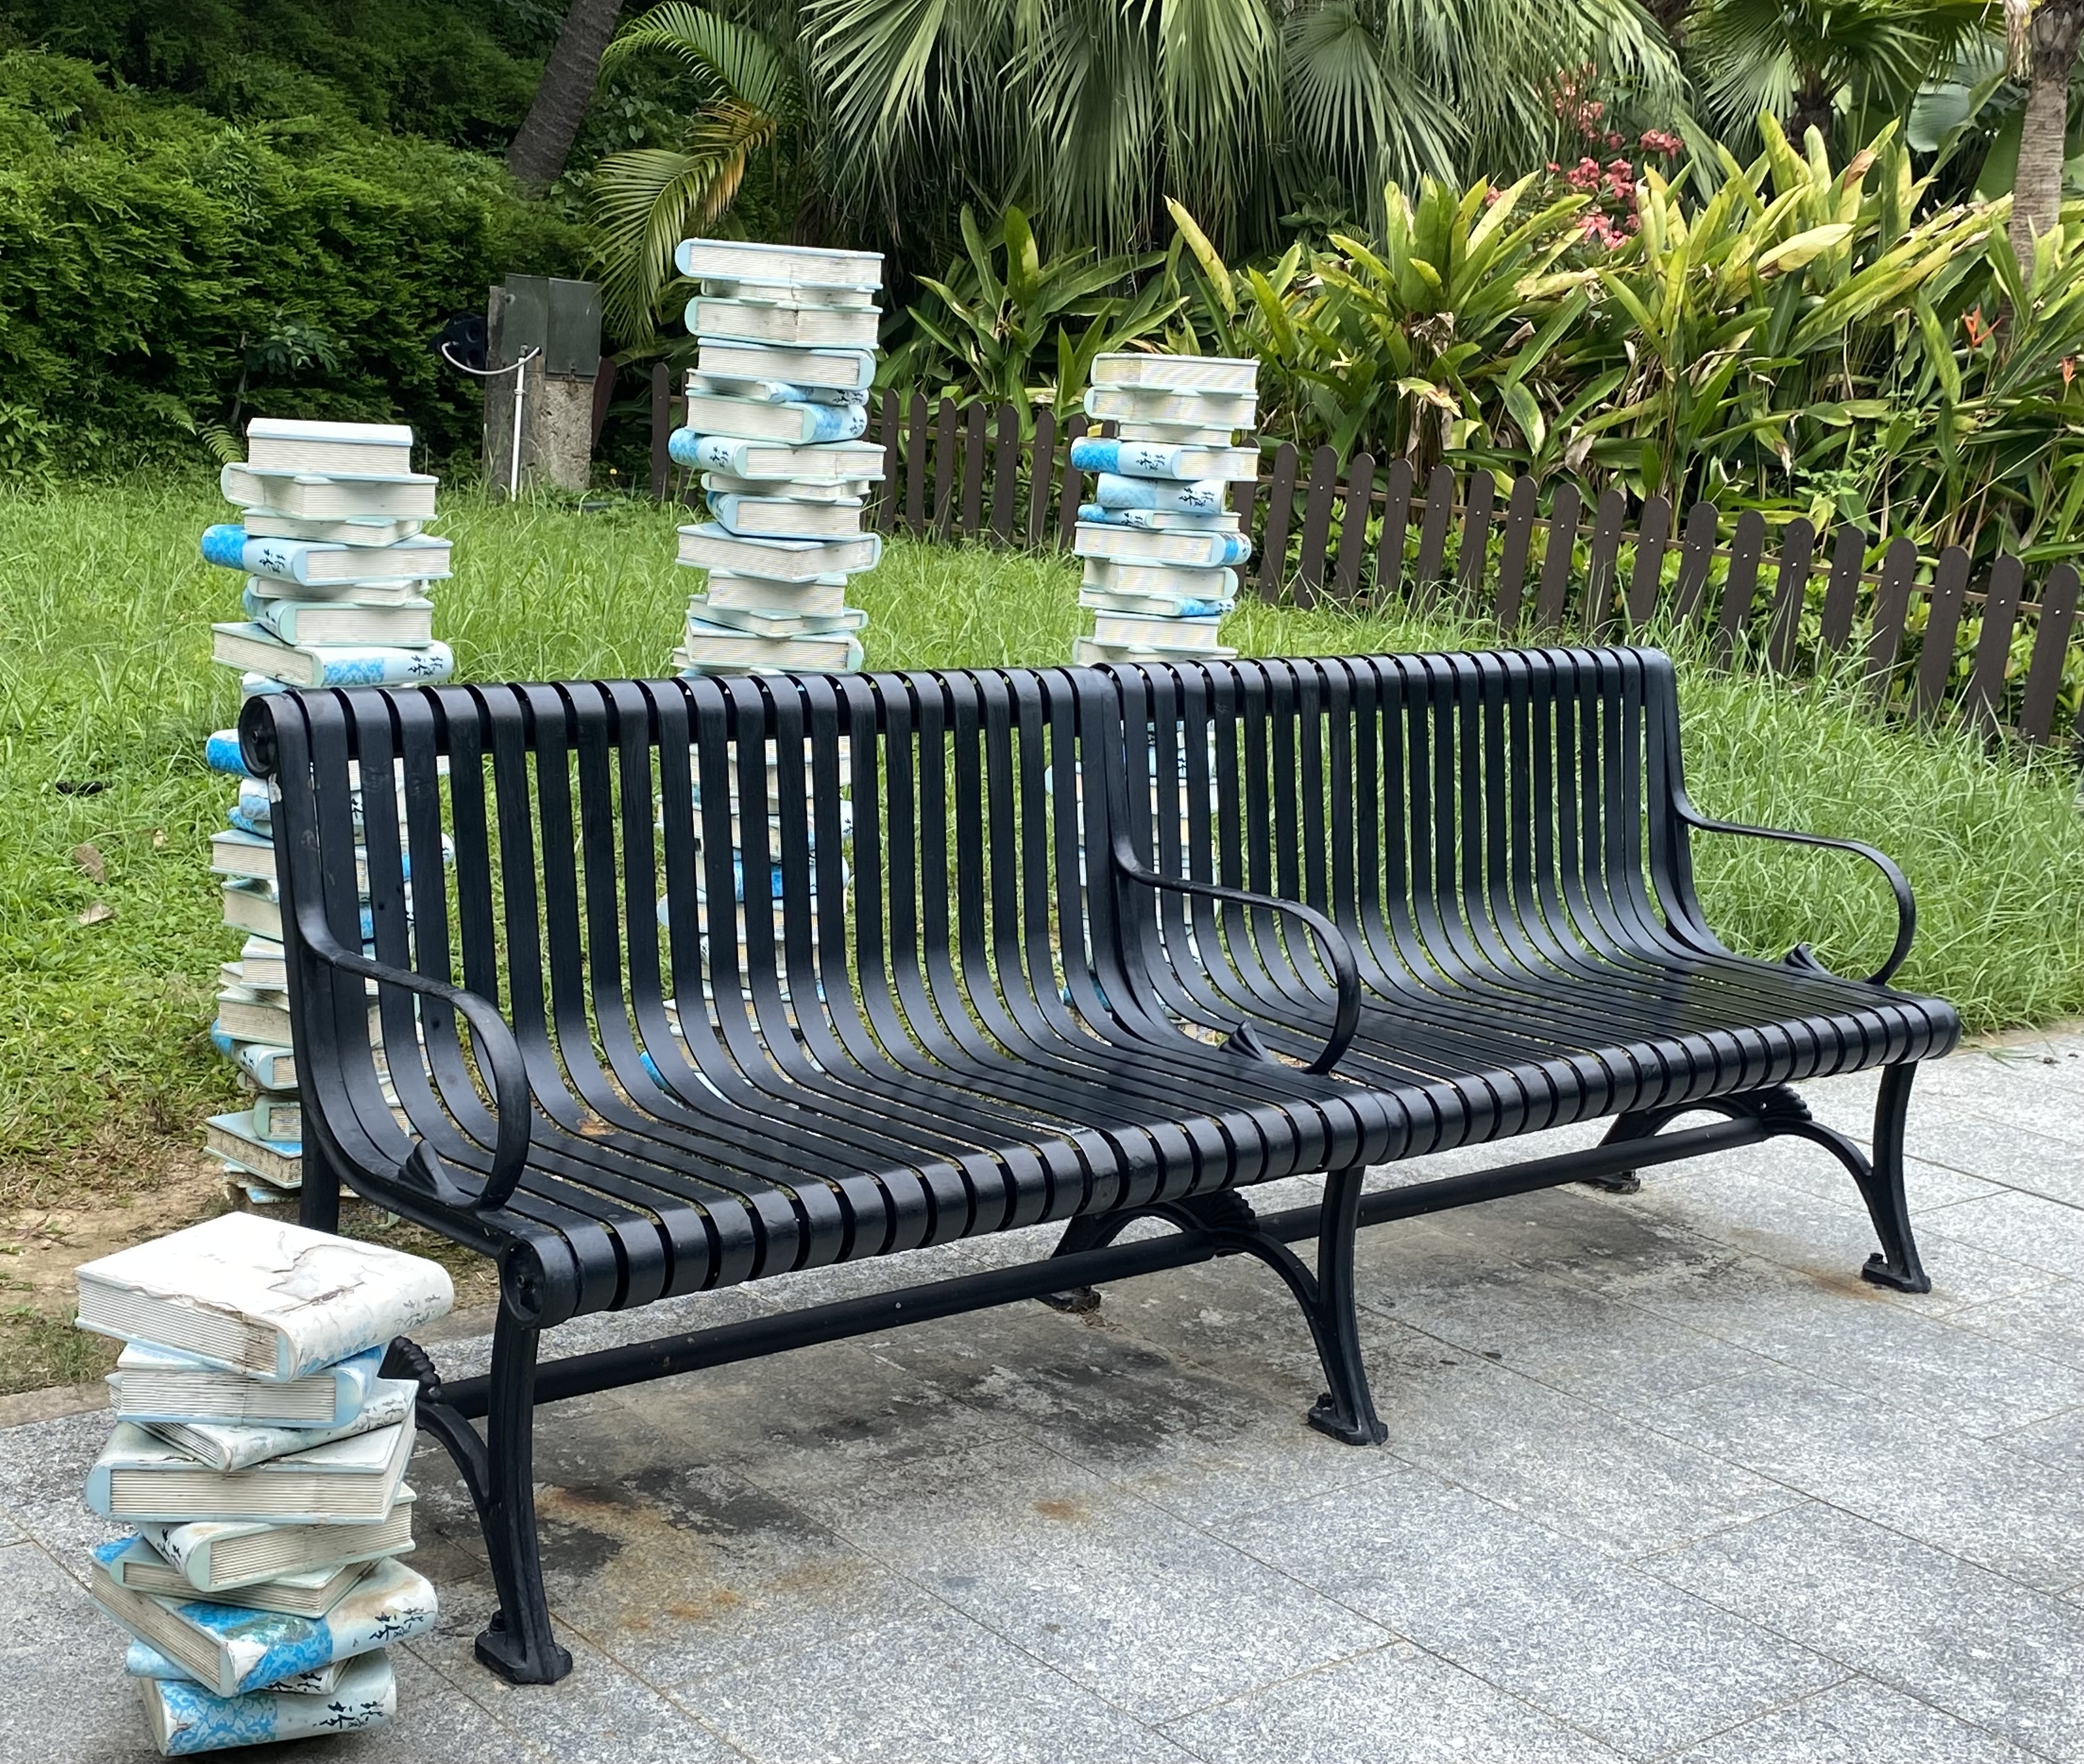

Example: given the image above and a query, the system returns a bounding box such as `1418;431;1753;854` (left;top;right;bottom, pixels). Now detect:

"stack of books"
201;420;451;1207
664;237;886;677
1070;356;1260;665
73;1214;454;1755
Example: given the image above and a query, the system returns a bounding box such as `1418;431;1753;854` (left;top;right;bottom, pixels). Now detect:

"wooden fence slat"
1258;442;1299;601
906;392;929;536
649;362;671;500
2018;564;2081;742
1334;452;1374;601
989;402;1018;545
1864;537;1918;698
1293;444;1340;607
933;398;959;537
1457;469;1496;607
1026;406;1057;548
1493;475;1539;633
1584;488;1628;635
1713;510;1767;661
1673;500;1717;623
1817;523;1864;652
1765;517;1816;671
876;392;901;533
1912;547;1973;719
1374;459;1415;604
1626;495;1671;626
1534;484;1581;631
1057;412;1089;547
1412;464;1457;605
959;403;987;536
1963;554;2026;733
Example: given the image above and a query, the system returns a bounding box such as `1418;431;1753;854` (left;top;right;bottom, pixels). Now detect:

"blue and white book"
89;1550;434;1697
1077;504;1238;533
244;595;435;650
1068;437;1259;482
689;373;867;408
210;625;455;689
138;1377;412;1473
1093;472;1226;514
1091;352;1258;395
245;418;412;477
86;1414;417;1526
220;465;437;522
668;430;882;483
677;522;881;581
75;1213;452;1383
138;1493;415;1596
104;1536;372;1619
127;1641;342;1696
696;342;876;391
1080;585;1234;620
674;237;884;291
685;296;880;349
241;510;423;548
110;1343;385;1431
681;392;868;446
1073;520;1252;569
203;730;252;777
707;492;864;541
685;598;867;640
1080;558;1240;603
201;1112;302;1196
675;624;865;675
200;527;450;587
1085;384;1256;428
139;1648;394;1754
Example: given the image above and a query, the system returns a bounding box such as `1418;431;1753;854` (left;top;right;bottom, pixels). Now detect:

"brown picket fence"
649;373;2084;750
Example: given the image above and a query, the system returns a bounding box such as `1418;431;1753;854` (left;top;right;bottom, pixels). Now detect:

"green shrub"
0;49;588;472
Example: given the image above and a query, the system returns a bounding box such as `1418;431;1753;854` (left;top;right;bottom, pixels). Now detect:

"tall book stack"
1070;355;1260;666
73;1215;452;1756
202;420;452;1208
664;237;886;678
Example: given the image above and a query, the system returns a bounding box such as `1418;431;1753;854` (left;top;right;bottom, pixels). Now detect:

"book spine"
669;429;743;474
145;1657;395;1753
304;642;455;687
203;731;253;777
1094;472;1225;514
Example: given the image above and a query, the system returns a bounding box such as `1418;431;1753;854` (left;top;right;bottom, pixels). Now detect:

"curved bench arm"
295;901;533;1211
1673;797;1916;987
1108;831;1361;1073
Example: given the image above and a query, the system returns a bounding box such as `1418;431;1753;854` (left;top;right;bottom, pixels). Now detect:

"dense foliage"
0;50;587;472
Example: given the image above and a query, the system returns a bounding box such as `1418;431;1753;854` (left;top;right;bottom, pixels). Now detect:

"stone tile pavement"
3;1031;2083;1762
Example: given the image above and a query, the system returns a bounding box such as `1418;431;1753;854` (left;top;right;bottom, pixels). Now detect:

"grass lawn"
1;473;2080;1392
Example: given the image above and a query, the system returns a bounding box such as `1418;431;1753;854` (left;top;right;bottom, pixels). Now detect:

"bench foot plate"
1860;1251;1932;1295
475;1610;574;1686
1038;1286;1102;1313
1309;1394;1389;1447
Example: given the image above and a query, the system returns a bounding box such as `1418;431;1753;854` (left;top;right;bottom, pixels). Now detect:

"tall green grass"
2;476;2079;1200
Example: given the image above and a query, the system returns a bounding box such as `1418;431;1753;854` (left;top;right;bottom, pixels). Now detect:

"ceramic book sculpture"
75;1222;449;1752
664;235;884;681
203;420;452;1208
1070;354;1260;666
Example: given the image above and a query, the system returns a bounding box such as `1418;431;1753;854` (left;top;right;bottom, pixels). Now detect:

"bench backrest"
242;668;1140;1188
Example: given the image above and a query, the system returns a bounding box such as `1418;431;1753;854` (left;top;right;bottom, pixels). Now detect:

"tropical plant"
2004;0;2084;261
799;0;1683;261
885;206;1179;415
585;2;803;344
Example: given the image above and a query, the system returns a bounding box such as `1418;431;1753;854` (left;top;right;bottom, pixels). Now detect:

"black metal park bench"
240;645;1956;1687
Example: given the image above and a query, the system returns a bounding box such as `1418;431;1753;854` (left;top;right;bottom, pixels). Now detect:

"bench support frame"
381;1076;1930;1685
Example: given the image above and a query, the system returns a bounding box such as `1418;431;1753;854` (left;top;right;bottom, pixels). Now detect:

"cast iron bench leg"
1582;1073;1930;1295
474;1309;572;1684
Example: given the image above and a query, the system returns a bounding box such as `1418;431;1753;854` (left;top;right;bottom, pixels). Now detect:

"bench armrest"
1108;831;1361;1073
293;900;533;1212
1674;798;1916;987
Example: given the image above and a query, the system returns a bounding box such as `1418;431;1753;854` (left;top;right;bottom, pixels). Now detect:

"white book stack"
73;1216;454;1756
202;420;452;1207
1069;355;1260;666
664;238;885;678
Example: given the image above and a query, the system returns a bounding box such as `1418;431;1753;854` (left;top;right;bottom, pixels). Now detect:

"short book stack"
75;1214;454;1756
1070;355;1260;665
664;237;886;677
202;419;452;1207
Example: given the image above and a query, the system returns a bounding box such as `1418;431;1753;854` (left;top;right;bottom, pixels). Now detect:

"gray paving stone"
0;1506;23;1548
0;1539;149;1763
758;1429;1394;1723
1664;1676;2045;1763
1228;1459;1841;1757
1646;1501;2084;1758
0;1408;132;1564
1904;1116;2084;1202
410;1574;746;1764
1992;1402;2084;1472
1947;1279;2084;1376
1650;1364;2084;1590
1160;1639;1632;1763
1924;1190;2084;1279
673;1593;1196;1763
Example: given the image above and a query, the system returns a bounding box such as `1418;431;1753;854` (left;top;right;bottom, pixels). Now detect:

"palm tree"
1686;0;1995;151
585;3;805;343
509;0;629;191
2006;0;2084;267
